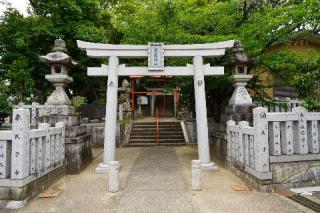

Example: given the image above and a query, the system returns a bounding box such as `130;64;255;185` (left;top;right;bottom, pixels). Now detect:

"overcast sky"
0;0;29;16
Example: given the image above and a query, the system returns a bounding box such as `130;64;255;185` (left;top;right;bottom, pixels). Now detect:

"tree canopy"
0;0;319;111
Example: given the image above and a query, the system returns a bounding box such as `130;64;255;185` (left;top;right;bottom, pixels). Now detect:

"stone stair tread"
130;132;184;134
133;124;180;126
129;139;186;142
124;142;186;147
130;137;185;140
132;127;181;130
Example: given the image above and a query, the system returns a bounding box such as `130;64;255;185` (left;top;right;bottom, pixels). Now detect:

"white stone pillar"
96;56;119;173
191;160;202;191
193;56;217;171
108;161;120;193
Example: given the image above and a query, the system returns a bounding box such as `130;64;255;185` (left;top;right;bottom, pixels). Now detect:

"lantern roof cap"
40;39;77;66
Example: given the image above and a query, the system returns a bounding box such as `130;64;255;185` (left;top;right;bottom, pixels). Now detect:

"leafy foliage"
0;0;320;112
110;0;320;111
261;50;320;110
0;82;11;118
0;0;113;104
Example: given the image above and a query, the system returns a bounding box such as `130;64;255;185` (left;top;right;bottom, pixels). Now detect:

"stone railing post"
38;123;51;170
31;102;39;126
252;107;269;173
269;121;281;156
0;140;11;178
11;108;30;179
239;121;249;166
108;161;120;193
226;120;236;163
55;122;65;163
308;120;319;153
281;120;294;155
292;107;308;154
191;160;202;191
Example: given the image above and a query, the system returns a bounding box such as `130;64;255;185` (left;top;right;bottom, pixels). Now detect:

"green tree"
1;0;320;111
110;0;320;112
7;57;34;102
0;82;11;124
261;49;320;110
0;0;116;104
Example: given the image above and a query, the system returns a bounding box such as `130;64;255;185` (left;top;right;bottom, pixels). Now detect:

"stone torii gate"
77;40;238;173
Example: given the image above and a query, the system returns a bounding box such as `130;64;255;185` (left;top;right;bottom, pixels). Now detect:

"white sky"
0;0;29;16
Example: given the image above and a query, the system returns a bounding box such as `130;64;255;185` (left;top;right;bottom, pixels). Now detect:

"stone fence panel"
0;108;65;187
227;106;320;182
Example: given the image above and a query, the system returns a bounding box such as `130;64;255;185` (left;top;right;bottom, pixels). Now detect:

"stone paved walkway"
10;146;311;213
115;147;192;212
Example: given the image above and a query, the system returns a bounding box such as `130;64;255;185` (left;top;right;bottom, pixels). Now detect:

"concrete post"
193;56;217;171
96;56;119;173
108;161;120;193
191;160;202;191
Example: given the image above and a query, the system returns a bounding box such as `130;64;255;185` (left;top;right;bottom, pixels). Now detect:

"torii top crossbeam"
77;40;237;58
77;40;239;77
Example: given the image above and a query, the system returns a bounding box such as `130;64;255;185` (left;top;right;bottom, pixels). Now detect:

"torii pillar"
193;56;217;170
96;56;119;173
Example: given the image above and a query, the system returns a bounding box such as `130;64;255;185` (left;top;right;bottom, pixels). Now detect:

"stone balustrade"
254;98;303;112
13;102;75;127
227;106;320;182
13;102;42;126
0;108;65;187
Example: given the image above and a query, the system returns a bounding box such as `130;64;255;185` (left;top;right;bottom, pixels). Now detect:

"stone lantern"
118;79;132;119
222;43;254;123
40;39;77;106
38;39;93;174
228;45;253;105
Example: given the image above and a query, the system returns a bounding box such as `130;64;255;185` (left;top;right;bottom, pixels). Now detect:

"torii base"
95;162;121;174
201;162;219;171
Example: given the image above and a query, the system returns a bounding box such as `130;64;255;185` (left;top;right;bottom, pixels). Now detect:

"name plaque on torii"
148;43;164;71
77;40;239;173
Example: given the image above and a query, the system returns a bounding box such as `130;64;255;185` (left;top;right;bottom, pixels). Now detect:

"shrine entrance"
154;95;175;118
130;77;177;118
78;40;239;173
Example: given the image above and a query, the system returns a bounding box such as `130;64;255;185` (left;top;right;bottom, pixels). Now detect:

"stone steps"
128;121;186;146
123;142;186;147
130;135;184;139
130;132;183;136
